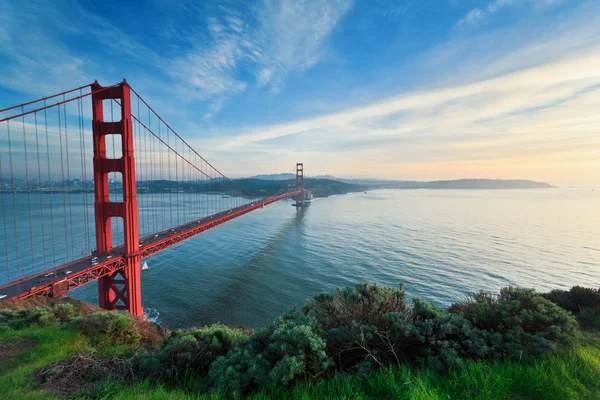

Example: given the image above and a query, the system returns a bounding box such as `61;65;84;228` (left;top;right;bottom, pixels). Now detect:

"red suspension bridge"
0;80;307;316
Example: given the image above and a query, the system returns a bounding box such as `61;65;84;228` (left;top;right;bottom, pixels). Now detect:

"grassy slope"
97;339;600;400
0;324;85;400
2;321;598;400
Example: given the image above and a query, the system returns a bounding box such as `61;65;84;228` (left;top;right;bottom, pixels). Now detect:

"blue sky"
1;0;599;185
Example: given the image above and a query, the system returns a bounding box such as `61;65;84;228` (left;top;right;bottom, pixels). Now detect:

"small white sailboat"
141;261;149;271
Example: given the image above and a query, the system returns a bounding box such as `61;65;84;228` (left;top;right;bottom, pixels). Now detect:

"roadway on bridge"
0;199;270;301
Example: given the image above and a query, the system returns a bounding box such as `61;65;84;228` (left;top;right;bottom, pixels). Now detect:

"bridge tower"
91;80;143;316
295;162;304;207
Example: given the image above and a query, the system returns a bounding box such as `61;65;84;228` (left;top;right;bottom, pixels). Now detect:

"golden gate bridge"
0;80;306;316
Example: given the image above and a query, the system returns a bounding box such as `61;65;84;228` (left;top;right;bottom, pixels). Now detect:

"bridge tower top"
295;163;304;207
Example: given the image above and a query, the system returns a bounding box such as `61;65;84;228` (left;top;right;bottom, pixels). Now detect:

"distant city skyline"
1;0;599;187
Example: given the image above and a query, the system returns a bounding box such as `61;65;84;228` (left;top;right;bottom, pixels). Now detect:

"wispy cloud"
169;0;352;115
252;0;353;92
0;0;352;119
456;0;566;28
201;11;600;185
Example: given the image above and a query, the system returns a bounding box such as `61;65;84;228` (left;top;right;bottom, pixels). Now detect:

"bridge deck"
0;191;301;302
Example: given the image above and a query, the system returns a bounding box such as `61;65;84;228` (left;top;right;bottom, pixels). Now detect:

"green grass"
87;338;600;400
1;325;599;400
1;319;599;400
0;323;90;400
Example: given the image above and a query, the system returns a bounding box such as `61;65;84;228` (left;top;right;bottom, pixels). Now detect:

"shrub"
0;307;54;329
304;282;407;330
542;286;600;330
208;309;332;398
542;286;600;312
51;302;76;322
129;324;247;383
408;298;489;370
302;282;407;372
75;312;134;345
0;303;76;329
449;287;579;359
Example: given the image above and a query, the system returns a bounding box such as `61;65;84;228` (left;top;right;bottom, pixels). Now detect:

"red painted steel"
0;79;305;315
91;80;142;316
6;191;301;302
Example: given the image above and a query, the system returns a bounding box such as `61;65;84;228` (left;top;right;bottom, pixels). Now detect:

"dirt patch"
130;316;170;348
36;352;124;396
75;300;104;315
0;337;36;362
0;296;103;316
0;296;57;310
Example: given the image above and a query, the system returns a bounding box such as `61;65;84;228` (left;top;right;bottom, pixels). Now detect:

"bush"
51;302;76;322
208;309;332;398
303;282;407;372
304;282;407;330
75;312;134;345
408;298;489;370
542;286;600;330
0;307;55;329
0;303;76;330
129;324;247;383
449;287;579;359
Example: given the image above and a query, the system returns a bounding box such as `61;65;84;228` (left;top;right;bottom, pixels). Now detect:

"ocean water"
2;189;599;329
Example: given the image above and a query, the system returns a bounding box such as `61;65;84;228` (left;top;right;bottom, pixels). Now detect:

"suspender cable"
0;129;10;282
21;107;35;274
7;122;20;274
164;121;172;228
57;105;69;264
34;113;47;271
135;97;145;237
44;101;56;267
78;92;91;253
175;129;179;226
63;95;75;260
149;110;157;234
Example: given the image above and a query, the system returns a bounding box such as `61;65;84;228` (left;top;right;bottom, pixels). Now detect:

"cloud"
0;0;352;120
201;14;600;184
456;8;485;27
169;0;352;112
252;0;353;91
0;2;95;96
456;0;566;28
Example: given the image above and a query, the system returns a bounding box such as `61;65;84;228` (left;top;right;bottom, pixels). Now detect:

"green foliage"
75;312;135;345
449;287;580;359
50;302;75;322
0;304;76;330
408;298;489;370
303;282;407;329
542;286;600;330
1;283;594;399
208;309;332;398
130;324;247;383
302;282;408;372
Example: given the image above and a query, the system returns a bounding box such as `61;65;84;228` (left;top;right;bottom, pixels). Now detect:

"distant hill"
235;178;366;198
377;179;554;190
248;173;295;181
245;175;553;191
247;173;340;181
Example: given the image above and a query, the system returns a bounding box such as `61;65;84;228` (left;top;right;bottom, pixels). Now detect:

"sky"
0;0;599;186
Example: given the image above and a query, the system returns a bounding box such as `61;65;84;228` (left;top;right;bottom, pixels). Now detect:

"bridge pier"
92;80;143;316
